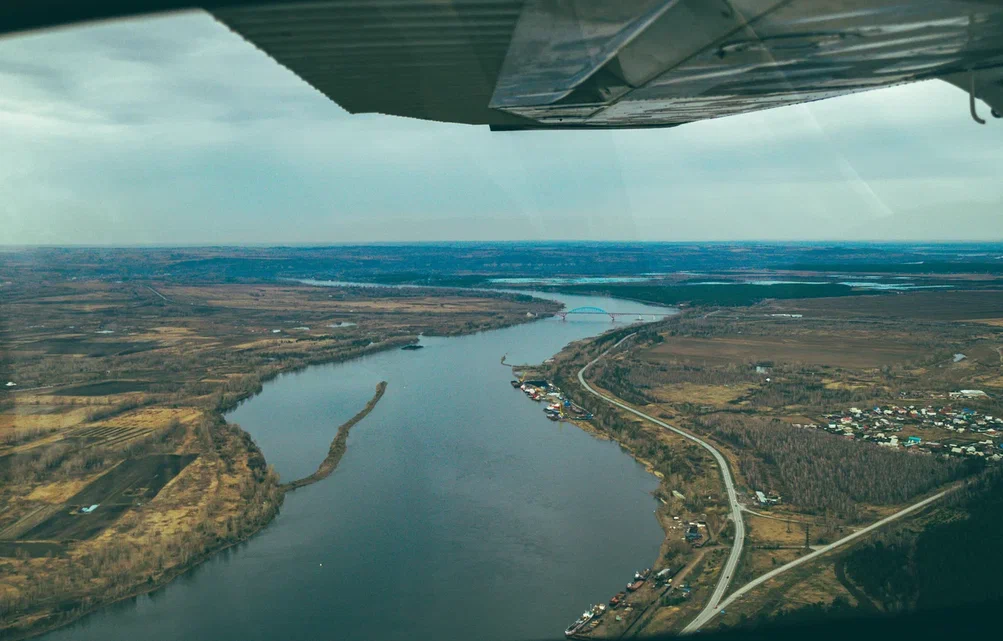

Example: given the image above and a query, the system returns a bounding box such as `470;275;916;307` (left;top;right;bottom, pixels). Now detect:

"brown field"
734;547;805;590
97;407;201;429
25;479;95;504
0;276;560;636
157;283;533;319
745;514;810;547
0;406;88;432
16;455;197;542
771;289;1003;322
651;383;754;406
642;334;918;369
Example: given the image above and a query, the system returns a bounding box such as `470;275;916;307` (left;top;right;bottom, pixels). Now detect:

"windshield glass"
2;4;1002;641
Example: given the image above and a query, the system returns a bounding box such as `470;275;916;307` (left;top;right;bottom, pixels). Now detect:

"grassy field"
642;333;920;369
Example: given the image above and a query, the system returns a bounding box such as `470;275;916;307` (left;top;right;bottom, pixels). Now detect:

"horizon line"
4;239;1003;249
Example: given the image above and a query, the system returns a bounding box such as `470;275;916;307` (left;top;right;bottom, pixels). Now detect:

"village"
798;393;1003;462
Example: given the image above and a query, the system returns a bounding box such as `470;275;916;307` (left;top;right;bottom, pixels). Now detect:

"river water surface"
43;291;676;641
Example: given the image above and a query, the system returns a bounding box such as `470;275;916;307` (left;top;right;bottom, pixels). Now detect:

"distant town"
803;394;1003;461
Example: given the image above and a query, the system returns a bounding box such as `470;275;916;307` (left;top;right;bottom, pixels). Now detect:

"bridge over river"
556;306;674;322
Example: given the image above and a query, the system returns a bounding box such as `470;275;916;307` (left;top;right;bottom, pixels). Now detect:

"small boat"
400;344;424;351
564;609;595;638
564;615;587;637
510;380;521;388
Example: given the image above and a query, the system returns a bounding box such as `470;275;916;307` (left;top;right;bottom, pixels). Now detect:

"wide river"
43;290;676;641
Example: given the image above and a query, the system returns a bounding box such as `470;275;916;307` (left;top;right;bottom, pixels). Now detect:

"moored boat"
564;604;605;637
564;612;592;637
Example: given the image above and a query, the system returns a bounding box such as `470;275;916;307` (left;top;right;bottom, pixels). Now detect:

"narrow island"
282;381;388;492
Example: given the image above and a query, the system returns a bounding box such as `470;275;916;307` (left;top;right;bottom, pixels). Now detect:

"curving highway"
576;333;745;635
685;488;947;631
576;332;950;634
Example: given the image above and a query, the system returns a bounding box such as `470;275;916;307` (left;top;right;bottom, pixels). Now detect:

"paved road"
143;284;169;302
685;489;947;632
576;333;746;635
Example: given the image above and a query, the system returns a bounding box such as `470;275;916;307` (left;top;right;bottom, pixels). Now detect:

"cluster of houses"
793;399;1003;461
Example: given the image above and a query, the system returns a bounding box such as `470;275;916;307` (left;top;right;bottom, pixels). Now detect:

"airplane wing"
3;1;1002;129
208;0;1003;128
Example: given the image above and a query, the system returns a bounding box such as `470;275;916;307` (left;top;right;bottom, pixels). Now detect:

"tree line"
842;464;1003;613
696;414;970;520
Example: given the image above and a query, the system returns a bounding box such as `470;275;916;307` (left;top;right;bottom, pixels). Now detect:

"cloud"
0;10;1000;244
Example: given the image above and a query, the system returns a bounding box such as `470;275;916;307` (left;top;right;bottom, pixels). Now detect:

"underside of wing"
203;0;1003;128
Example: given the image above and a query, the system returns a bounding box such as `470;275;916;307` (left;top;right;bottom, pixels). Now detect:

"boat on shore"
565;604;606;637
564;614;589;637
626;568;651;592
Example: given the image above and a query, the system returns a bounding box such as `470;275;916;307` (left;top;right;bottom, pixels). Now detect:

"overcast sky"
1;10;1000;245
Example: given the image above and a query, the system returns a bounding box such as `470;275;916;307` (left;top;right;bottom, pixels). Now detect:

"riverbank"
282;382;388;491
22;370;383;640
1;280;560;640
508;358;692;638
0;417;284;641
525;324;746;638
14;287;678;641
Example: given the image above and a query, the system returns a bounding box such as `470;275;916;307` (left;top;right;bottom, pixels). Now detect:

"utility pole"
804;523;811;551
